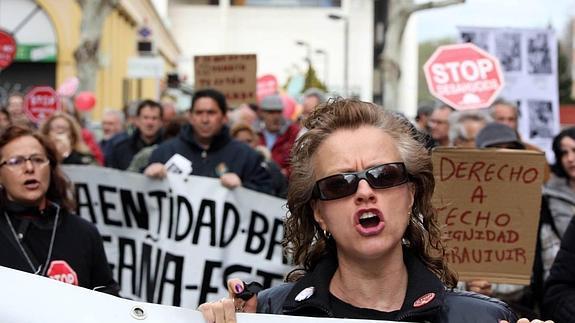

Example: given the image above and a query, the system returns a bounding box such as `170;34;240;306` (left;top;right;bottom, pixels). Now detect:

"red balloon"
74;91;96;111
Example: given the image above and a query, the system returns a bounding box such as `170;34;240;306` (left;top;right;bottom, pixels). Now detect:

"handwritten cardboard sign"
194;54;257;106
432;148;546;284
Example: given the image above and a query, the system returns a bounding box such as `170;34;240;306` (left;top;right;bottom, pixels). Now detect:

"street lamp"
315;49;329;88
295;40;312;66
328;13;348;97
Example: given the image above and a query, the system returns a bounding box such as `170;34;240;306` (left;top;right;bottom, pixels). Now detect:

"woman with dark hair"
528;127;575;308
0;126;119;295
198;99;525;322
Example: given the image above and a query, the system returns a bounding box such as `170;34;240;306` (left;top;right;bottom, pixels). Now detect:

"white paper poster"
459;26;560;163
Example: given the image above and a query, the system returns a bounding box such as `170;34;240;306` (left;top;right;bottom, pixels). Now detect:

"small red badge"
413;292;435;307
46;260;78;286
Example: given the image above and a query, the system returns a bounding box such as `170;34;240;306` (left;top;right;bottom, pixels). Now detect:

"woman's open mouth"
359;212;381;228
355;210;385;236
23;179;40;189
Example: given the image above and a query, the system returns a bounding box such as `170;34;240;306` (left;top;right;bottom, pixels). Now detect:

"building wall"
399;14;418;119
168;0;374;100
37;0;180;120
37;0;79;86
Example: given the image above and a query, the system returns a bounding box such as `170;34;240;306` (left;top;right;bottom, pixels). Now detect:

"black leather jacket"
257;251;517;323
543;215;575;323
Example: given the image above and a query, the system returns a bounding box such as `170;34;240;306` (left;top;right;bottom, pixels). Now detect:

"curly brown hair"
0;126;76;212
284;98;457;288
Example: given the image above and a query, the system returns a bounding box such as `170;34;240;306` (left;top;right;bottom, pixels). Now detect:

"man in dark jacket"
145;89;272;194
105;99;164;170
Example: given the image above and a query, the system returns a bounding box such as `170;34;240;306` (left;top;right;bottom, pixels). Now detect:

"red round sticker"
413;292;436;308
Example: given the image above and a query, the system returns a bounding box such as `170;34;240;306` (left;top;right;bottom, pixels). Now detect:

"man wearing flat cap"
258;94;300;177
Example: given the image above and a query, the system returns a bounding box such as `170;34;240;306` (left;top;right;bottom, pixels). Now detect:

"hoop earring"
323;229;332;240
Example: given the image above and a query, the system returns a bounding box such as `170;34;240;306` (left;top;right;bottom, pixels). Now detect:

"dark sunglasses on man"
312;162;409;201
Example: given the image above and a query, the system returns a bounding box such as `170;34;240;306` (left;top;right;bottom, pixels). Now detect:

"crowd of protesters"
2;87;575;322
0;88;316;198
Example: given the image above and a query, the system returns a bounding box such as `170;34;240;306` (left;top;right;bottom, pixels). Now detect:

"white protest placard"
0;266;404;323
63;165;291;308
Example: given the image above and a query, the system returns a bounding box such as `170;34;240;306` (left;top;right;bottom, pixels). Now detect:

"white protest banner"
458;27;559;163
0;266;405;323
63;165;291;308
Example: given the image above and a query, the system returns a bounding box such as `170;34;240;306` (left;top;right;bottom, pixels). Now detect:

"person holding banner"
199;99;524;322
145;88;272;193
0;126;119;295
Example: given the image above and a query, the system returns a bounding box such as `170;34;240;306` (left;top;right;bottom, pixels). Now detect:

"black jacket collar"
129;128;163;149
179;124;232;152
282;248;445;321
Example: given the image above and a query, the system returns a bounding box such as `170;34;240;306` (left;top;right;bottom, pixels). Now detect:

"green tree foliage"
417;37;454;103
304;64;327;92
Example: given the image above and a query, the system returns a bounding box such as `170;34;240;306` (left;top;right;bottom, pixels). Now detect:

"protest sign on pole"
257;74;279;102
423;43;504;111
64;165;290;308
194;54;257;107
0;265;404;323
0;29;17;70
24;86;61;123
432;148;546;284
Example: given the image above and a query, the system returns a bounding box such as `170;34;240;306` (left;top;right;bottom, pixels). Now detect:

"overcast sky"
414;0;575;41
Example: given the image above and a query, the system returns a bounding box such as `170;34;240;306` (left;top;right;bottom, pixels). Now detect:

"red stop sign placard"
24;86;61;123
0;29;16;70
256;74;278;102
423;43;504;111
47;260;78;286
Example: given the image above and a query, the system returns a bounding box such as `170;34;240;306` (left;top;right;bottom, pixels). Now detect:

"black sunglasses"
312;162;409;201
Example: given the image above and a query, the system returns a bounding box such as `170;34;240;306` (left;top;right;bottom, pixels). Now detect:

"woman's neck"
4;197;47;214
329;247;408;312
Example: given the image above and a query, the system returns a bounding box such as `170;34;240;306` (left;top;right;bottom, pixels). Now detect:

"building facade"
166;0;375;101
0;0;180;120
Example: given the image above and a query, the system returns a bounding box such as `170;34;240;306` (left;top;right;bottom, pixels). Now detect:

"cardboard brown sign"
194;54;257;106
432;148;546;284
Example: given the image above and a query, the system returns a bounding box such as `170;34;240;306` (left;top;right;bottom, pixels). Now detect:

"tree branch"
409;0;465;15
